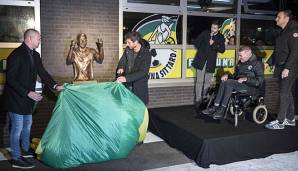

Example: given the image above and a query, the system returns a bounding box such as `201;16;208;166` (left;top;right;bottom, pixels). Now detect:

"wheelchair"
225;89;268;127
206;83;268;127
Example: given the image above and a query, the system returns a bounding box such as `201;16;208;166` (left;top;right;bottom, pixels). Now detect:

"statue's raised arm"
94;38;104;63
66;40;76;65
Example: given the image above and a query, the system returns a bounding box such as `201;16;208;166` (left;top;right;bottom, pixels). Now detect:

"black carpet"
149;105;298;168
0;141;190;171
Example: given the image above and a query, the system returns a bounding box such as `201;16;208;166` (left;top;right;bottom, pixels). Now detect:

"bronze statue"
66;33;104;81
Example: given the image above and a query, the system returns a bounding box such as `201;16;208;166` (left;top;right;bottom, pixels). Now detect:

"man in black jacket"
202;46;264;119
192;20;225;108
265;10;298;129
116;31;152;105
3;29;63;169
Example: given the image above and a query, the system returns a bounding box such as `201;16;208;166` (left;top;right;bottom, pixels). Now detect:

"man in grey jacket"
117;31;152;105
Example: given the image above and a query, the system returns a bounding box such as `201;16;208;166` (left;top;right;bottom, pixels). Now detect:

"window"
241;0;279;15
123;12;182;45
240;19;278;46
0;48;14;85
121;0;278;83
187;0;237;13
0;5;35;42
127;0;180;6
0;0;39;93
123;12;183;79
187;16;236;45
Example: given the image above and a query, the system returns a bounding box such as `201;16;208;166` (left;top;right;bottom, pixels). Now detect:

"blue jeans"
9;112;32;160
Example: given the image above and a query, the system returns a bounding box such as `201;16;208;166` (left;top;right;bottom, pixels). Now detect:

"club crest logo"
133;14;180;79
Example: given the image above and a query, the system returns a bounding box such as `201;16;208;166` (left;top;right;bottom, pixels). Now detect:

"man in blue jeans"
3;29;63;169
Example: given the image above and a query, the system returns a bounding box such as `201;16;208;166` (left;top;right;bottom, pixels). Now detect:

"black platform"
149;105;298;168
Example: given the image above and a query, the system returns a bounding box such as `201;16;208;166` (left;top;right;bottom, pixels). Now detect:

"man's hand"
55;85;63;92
209;39;214;45
221;74;228;81
117;76;127;83
117;68;124;74
238;77;247;83
27;91;43;102
264;63;269;69
281;69;289;79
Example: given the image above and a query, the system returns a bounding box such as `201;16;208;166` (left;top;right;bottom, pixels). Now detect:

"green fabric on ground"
37;82;148;168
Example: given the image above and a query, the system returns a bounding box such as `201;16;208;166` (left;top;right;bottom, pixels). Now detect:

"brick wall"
36;0;119;138
40;0;119;82
148;86;194;108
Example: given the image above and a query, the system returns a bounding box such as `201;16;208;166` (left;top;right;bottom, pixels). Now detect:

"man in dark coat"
265;10;298;129
192;20;225;107
116;31;152;105
3;29;63;168
202;46;264;119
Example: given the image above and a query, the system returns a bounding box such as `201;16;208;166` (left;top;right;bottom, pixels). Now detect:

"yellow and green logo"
133;14;182;79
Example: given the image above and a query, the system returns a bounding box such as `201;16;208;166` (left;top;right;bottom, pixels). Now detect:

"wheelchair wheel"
253;105;268;124
235;113;238;127
229;105;243;116
228;101;241;127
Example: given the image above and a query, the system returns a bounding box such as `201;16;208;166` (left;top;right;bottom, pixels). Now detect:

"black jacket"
268;20;298;78
231;54;264;93
192;30;225;73
117;40;152;105
3;43;57;114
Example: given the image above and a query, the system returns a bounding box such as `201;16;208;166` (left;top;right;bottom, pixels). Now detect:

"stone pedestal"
72;80;97;84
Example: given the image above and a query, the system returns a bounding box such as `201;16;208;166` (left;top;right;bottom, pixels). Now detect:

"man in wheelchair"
202;46;264;120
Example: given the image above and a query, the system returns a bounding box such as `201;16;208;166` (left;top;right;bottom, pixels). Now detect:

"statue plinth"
72;80;98;84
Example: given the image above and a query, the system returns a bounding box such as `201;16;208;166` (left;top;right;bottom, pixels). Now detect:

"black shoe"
194;100;203;109
202;105;218;115
212;106;226;119
11;158;35;169
21;156;34;166
22;150;34;158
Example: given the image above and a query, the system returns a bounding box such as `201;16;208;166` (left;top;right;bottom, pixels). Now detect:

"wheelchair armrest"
232;89;248;94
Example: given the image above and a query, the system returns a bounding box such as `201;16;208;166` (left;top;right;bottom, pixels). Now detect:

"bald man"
4;29;62;169
265;10;298;129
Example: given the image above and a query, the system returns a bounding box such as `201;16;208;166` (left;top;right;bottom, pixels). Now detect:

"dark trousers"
277;77;296;122
214;79;250;107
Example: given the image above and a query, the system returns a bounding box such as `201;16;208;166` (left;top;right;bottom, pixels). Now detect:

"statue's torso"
73;47;94;81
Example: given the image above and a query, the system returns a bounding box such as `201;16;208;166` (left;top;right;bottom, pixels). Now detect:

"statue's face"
78;34;87;48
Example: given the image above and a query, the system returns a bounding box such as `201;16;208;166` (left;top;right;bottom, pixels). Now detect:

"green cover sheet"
36;82;148;168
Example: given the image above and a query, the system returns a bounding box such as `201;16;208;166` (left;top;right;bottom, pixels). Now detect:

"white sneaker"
265;120;285;130
283;118;296;126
